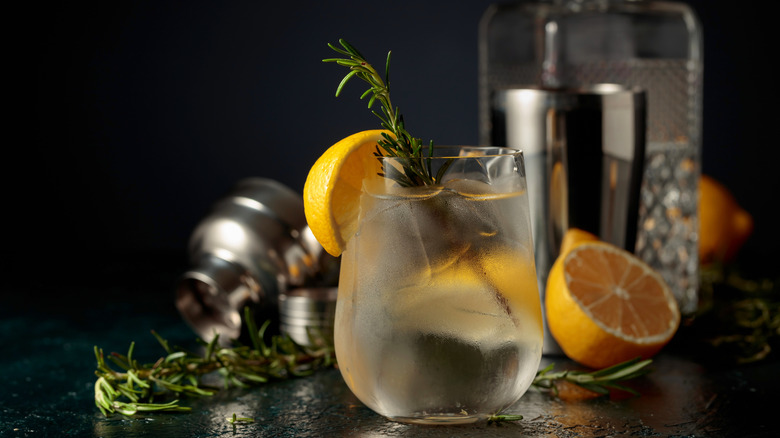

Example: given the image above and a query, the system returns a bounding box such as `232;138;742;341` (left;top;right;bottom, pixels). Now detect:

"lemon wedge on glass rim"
303;130;392;257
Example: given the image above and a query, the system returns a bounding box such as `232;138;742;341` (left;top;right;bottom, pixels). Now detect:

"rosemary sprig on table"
324;39;450;187
696;263;778;363
532;357;653;396
488;358;653;424
93;306;652;418
93;307;335;417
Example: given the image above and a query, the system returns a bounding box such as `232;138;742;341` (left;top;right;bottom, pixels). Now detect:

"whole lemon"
698;175;753;264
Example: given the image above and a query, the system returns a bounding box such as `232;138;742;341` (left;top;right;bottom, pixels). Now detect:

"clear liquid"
335;184;543;423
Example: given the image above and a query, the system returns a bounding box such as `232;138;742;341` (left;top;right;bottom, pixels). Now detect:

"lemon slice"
303;130;391;257
546;229;680;369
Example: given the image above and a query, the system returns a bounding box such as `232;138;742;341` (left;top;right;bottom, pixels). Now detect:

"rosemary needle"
227;413;255;424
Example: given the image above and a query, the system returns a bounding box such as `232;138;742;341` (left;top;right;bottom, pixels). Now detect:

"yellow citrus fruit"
558;227;600;255
545;230;680;369
303;130;390;257
698;175;753;264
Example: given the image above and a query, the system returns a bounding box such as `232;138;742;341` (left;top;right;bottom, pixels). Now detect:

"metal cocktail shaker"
175;178;339;344
480;0;703;315
490;84;646;354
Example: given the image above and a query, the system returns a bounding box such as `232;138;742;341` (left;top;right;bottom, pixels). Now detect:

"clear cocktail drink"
334;147;543;424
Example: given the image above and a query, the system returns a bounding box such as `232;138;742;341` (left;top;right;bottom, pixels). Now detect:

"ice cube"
442;178;496;197
439;179;505;239
350;191;434;294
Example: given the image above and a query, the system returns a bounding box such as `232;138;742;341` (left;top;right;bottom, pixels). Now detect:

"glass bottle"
479;0;703;314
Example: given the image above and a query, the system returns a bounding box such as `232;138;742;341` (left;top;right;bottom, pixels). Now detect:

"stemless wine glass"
334;146;543;424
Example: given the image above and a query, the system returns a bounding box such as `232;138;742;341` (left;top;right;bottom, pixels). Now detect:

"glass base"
388;414;485;425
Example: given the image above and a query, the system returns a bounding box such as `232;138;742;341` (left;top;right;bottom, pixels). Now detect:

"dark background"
30;0;777;308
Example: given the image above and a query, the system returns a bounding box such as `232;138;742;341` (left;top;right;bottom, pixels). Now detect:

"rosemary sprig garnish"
93;307;335;417
324;39;451;187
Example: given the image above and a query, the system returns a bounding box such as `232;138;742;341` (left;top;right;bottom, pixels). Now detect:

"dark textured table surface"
2;253;778;437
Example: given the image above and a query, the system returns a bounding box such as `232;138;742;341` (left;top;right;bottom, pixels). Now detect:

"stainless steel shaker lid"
177;178;336;344
176;254;251;342
223;177;308;232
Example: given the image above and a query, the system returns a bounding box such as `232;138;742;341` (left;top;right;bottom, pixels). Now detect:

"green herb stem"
93;308;335;417
533;357;653;397
324;38;445;187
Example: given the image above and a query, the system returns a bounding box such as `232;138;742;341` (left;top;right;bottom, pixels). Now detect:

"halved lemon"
546;230;680;369
303;130;391;257
558;227;600;255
